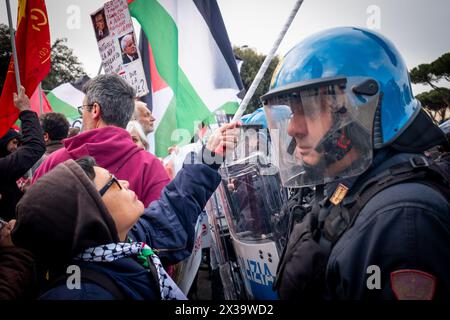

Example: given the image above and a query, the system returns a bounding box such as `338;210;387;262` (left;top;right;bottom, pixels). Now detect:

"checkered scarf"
75;242;187;300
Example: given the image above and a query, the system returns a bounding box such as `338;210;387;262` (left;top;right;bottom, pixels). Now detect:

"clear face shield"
262;77;380;187
219;125;288;250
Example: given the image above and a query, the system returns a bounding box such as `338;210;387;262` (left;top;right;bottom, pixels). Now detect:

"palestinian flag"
129;0;243;157
46;76;90;124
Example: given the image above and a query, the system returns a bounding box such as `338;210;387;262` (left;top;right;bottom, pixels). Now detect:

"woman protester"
11;122;240;300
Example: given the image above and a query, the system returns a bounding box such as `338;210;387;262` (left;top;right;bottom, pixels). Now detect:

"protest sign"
91;0;148;97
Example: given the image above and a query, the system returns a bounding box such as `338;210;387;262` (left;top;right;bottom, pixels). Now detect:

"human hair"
95;11;104;19
75;156;97;181
120;34;133;51
82;74;136;128
131;106;139;121
39;112;70;141
132;100;147;121
126;120;149;150
68;127;80;138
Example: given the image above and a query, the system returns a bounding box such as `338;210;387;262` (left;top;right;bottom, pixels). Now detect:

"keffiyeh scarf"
75;242;187;300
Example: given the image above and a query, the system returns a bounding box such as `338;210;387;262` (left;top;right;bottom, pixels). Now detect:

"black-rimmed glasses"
99;173;122;196
77;104;95;115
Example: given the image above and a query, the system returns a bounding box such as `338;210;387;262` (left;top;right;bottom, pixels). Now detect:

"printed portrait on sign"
119;32;139;64
91;9;110;42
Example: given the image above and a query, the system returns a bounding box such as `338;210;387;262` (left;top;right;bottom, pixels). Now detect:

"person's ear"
91;103;102;121
43;132;49;143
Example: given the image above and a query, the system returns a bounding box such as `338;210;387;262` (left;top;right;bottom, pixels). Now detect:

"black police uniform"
324;150;450;300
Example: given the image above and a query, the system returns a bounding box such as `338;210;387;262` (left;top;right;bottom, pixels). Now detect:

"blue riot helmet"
235;107;269;161
238;106;292;162
261;27;421;187
241;107;268;128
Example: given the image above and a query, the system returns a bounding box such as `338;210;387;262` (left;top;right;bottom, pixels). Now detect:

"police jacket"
324;149;450;300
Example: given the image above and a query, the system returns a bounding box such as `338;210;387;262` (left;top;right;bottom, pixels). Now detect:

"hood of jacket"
390;109;449;153
62;126;141;172
12;159;119;267
0;129;21;158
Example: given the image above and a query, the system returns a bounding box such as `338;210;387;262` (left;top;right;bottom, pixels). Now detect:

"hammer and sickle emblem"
31;8;48;31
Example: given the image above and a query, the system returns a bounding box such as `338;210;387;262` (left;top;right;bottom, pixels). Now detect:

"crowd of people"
0;74;239;300
0;27;449;301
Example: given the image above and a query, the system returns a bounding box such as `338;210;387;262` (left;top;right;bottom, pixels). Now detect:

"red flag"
0;0;51;137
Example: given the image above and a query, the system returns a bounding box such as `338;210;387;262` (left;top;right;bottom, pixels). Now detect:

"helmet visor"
263;77;379;187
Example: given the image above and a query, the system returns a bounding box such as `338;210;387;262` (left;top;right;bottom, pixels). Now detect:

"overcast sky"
1;0;449;94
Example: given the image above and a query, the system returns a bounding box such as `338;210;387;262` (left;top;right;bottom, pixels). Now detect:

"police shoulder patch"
330;183;349;205
390;269;436;300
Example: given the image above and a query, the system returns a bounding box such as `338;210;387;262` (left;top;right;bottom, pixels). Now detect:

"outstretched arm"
129;122;240;265
0;86;45;181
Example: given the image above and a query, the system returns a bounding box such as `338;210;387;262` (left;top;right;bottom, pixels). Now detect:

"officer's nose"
287;111;308;139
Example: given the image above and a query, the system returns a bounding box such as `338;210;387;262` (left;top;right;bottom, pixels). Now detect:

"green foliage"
431;53;450;81
410;53;450;86
0;23;13;93
410;63;435;85
416;88;450;121
41;38;86;91
416;88;450;111
233;46;280;114
410;52;450;121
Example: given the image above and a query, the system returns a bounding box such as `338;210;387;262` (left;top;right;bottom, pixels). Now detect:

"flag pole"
232;0;304;122
97;63;103;76
5;0;21;90
38;83;44;114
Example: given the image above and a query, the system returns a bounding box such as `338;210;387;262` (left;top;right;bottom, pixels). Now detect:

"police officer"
262;27;450;300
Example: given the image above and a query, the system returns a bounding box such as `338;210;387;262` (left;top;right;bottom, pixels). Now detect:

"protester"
31;112;70;174
40;112;70;154
0;86;45;220
263;27;450;300
133;100;155;136
68;127;80;138
12;121;239;300
32;74;170;207
0;130;20;155
126;120;149;150
0;218;36;300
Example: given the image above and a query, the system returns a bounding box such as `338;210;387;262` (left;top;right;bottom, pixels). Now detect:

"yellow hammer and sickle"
31;8;47;32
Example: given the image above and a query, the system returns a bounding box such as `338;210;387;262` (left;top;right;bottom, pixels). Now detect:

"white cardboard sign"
91;0;148;97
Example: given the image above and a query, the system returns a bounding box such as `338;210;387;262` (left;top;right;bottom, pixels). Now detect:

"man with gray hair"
32;74;170;206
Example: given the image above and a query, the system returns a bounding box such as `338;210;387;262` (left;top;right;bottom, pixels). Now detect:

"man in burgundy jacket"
33;74;169;207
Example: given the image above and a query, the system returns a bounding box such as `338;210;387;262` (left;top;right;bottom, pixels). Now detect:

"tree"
41;38;86;91
416;88;450;121
0;23;13;93
410;53;450;122
0;25;86;92
233;46;280;115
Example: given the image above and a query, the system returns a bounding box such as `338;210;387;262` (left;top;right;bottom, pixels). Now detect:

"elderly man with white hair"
121;33;138;64
133;101;155;136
